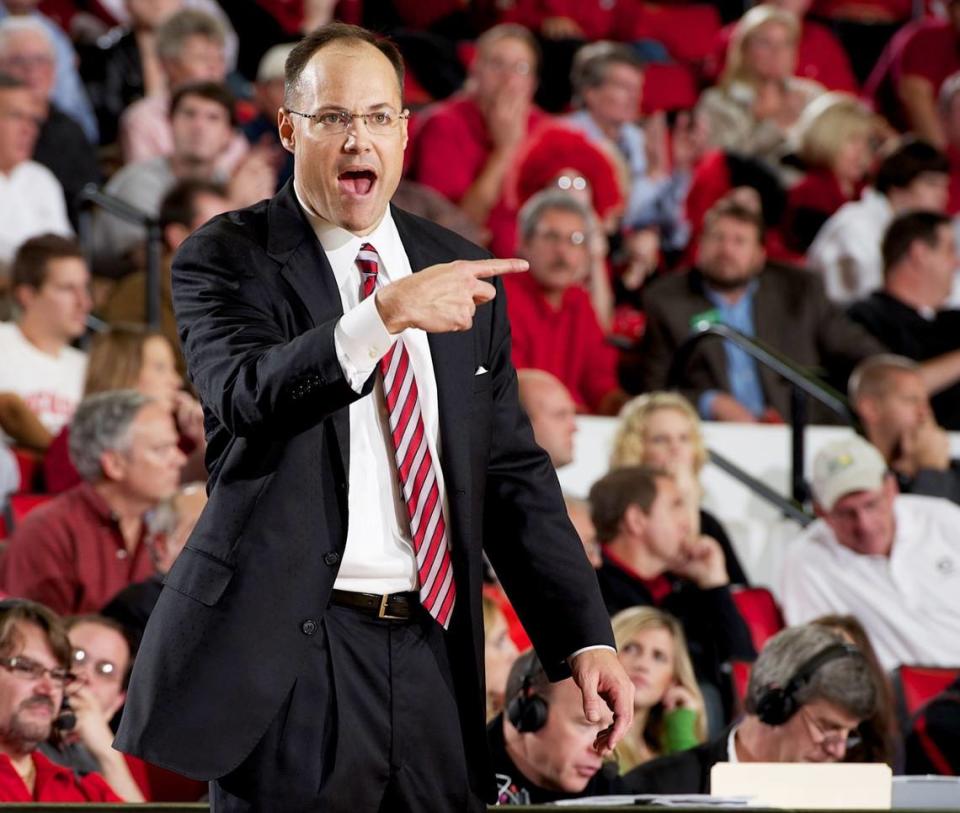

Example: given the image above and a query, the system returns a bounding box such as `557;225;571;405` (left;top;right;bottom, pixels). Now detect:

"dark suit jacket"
620;727;733;795
113;182;613;802
639;265;885;423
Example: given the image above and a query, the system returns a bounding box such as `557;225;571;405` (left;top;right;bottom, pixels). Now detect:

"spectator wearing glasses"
0;598;120;802
506;190;625;415
0;390;186;615
38;615;142;801
621;624;877;794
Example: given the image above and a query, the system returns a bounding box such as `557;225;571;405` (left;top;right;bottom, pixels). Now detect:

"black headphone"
755;643;863;726
506;657;549;734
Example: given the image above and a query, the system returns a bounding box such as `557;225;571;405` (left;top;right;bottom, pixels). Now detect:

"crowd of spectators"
0;0;958;804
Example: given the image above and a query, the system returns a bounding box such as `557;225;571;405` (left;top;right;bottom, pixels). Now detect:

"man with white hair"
780;434;960;669
0;17;99;226
0;390;186;615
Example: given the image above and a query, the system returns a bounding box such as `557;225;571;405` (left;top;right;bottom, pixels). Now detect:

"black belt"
329;589;420;620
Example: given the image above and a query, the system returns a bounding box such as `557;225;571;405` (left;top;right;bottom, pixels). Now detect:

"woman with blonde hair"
698;4;824;170
44;326;206;492
610;392;747;584
780;92;881;254
612;606;706;771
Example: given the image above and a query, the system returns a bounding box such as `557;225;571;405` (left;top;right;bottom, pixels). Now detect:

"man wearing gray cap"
780;434;960;670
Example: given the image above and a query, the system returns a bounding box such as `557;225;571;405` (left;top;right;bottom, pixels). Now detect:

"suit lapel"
392;208;473;545
267;181;351;474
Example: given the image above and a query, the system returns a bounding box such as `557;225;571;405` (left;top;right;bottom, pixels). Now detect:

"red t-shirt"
410;94;550;211
499;0;624;41
503;272;618;413
0;751;121;802
895;19;960;95
705;20;858;92
0;482;155;614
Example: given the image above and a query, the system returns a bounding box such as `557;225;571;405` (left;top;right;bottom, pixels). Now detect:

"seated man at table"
489;649;621;805
622;624;877;794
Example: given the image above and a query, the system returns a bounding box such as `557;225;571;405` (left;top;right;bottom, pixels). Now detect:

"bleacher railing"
669;321;857;507
77;184;164;331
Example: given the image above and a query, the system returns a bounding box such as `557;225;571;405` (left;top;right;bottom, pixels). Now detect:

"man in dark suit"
114;22;632;813
639;198;884;423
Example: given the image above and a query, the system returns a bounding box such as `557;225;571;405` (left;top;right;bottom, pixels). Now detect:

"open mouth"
338;168;377;196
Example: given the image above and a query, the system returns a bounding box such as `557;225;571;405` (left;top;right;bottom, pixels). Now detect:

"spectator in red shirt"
0;598;120;802
505;190;625;415
705;0;857;92
0;390;186;615
409;24;549;235
779;92;877;256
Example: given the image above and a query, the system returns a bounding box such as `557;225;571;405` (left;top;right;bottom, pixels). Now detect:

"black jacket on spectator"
487;714;624;805
34;106;101;229
81;31;144;146
620;727;733;795
701;509;748;586
596;552;756;692
848;292;960;430
896;463;960;507
101;574;163;652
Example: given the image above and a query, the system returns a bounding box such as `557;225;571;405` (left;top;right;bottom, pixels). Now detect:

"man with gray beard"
0;599;120;801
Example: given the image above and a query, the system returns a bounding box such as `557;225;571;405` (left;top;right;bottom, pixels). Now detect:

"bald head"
518;369;577;468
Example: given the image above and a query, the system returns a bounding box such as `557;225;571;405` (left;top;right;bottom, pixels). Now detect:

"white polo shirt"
779;494;960;670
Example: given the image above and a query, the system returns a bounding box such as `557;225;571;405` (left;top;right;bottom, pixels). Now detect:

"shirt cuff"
334;295;395;392
566;644;617;665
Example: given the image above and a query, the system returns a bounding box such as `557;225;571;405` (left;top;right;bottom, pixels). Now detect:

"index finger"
465;258;529;279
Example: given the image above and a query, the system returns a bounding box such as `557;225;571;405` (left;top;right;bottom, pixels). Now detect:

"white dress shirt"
296;187;449;594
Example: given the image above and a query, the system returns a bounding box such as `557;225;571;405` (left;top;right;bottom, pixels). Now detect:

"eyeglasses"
556;175;588;192
532;228;587;247
286;108;409;135
0;656;75;687
72;648;118;679
800;706;861;753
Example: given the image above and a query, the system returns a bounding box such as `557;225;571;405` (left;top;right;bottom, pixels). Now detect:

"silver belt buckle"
377;593;404;620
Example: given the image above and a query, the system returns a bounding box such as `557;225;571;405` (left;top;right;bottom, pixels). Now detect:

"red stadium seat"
4;493;52;532
892;665;960;731
730;659;753;707
629;3;722;65
12;448;43;493
731;587;785;654
639;64;699;114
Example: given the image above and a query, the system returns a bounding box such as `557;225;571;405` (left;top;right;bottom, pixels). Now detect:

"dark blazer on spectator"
113;181;613;802
638;264;885;423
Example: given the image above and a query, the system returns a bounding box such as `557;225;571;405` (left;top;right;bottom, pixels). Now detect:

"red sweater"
503;273;618;413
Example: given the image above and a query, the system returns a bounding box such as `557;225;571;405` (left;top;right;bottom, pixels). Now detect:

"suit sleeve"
481;278;615;681
172;226;366;439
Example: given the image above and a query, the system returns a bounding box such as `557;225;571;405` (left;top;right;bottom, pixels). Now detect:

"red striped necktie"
356;243;456;629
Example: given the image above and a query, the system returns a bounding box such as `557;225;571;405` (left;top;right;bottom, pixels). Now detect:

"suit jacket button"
301;619;317;636
323;551;340;566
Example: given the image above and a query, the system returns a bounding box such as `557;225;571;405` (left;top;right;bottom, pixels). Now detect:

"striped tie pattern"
356;243;456;628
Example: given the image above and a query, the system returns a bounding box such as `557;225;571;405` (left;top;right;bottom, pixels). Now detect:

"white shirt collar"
727;724;741;764
293;181;403;287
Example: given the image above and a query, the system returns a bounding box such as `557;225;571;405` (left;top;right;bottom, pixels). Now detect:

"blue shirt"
698;279;765;419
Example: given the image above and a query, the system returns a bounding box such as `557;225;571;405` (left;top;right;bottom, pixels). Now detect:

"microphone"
54;697;76;732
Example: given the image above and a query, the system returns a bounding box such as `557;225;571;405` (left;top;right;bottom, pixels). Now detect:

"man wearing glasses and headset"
0;598;121;802
622;624;878;795
116;21;631;813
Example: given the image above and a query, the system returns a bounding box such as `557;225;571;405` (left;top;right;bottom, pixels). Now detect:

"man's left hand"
568;648;634;755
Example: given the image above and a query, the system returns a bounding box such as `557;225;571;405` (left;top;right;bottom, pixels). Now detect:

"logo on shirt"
935;557;955;576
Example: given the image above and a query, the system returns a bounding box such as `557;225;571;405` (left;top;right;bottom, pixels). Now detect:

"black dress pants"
210;604;485;812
